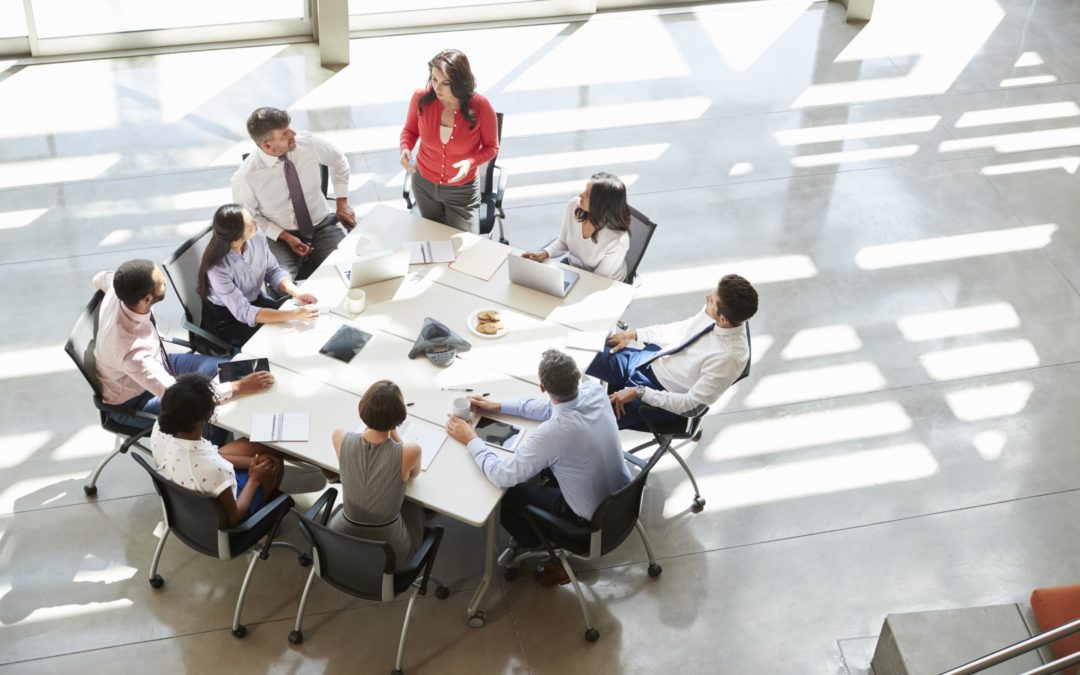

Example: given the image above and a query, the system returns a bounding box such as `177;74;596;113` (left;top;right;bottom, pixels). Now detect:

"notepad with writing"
406;240;456;264
251;412;310;442
353;418;446;471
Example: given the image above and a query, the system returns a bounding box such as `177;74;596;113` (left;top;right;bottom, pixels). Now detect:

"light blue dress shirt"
466;380;632;520
206;231;290;327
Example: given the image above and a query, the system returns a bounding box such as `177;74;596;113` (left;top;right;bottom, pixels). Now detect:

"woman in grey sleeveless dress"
329;380;424;563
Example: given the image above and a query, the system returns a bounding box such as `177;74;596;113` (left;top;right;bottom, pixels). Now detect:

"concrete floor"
3;0;1080;672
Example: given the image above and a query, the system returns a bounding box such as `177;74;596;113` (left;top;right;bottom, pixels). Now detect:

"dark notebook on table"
319;325;373;363
217;358;270;383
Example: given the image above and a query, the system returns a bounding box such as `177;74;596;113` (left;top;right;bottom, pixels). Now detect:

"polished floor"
4;0;1080;672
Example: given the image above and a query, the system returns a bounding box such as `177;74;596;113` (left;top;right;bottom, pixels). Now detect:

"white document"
251;412;310;442
406;240;456;264
565;329;610;352
448;233;509;280
352;418;447;471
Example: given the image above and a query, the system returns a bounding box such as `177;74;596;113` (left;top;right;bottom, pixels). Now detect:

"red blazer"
400;88;499;186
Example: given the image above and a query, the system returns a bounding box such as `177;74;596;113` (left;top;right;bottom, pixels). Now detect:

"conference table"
215;204;634;626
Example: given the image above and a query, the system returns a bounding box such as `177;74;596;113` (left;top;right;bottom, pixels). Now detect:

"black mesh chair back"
624;206;658;283
300;516;397;600
591;440;669;555
65;290;106;402
164;225;212;331
132;452;228;557
478;112;506;240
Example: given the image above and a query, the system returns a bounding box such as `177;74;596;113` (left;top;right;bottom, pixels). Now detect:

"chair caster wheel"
298;553;313;567
231;625;247;638
691;497;705;513
468;611;486;628
503;566;519;581
149;574;164;589
391;669;404;675
83;485;97;497
288;630;303;644
691;430;702;442
585;627;600;642
435;585;450;599
648;563;663;578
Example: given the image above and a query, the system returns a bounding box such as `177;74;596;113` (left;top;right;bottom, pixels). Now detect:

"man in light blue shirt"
446;349;631;549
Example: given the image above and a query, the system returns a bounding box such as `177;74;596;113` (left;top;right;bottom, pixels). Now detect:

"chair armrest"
119;425;153;453
95;397;158;422
225;492;294;536
161;335;193;350
523;504;592;539
304;488;338;525
392;526;443;577
495;166;507;214
180;317;235;355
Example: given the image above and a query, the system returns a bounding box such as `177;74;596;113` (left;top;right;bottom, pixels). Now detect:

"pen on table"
406;402;415;407
442;387;474;392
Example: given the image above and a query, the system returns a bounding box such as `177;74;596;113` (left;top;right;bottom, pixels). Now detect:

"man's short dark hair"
246;107;291;146
718;274;758;325
537;349;580;402
113;259;157;308
158;375;217;436
358;380;408;432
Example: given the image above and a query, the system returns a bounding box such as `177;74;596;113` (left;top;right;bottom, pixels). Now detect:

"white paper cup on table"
346;288;366;314
452;397;471;420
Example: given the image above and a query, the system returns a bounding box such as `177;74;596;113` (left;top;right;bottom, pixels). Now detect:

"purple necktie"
149;312;176;376
282;155;314;239
638;324;714;370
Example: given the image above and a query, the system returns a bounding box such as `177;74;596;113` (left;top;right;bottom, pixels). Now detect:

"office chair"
403;112;508;244
623;206;658;284
162;225;236;357
500;439;670;642
65;290;189;497
131;452;304;638
288;488;448;675
621;322;752;513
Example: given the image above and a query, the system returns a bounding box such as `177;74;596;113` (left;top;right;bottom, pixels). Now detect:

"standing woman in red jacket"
399;49;499;233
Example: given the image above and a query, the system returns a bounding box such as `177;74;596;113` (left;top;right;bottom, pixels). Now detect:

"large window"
30;0;304;38
349;0;594;32
0;0;28;38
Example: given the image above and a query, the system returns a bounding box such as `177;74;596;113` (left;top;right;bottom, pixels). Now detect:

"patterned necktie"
282;154;314;239
149;312;175;376
638;324;715;369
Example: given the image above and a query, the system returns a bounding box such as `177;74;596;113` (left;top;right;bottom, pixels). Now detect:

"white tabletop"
214;366;508;528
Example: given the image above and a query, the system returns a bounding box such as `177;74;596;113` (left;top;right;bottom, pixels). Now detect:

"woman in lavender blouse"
198;204;320;347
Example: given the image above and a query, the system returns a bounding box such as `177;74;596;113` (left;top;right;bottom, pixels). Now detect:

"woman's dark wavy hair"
575;172;631;242
197;204;248;301
418;49;478;129
158;374;217;436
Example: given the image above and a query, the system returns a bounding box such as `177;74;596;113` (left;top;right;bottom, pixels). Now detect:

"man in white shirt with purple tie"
231;107;357;283
586;273;758;429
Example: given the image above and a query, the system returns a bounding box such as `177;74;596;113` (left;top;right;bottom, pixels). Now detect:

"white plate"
467;308;509;340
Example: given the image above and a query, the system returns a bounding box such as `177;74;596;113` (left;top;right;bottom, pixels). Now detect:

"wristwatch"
634;386;646;400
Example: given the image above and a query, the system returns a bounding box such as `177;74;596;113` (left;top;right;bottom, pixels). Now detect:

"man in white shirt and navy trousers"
587;273;758;429
232;107;357;283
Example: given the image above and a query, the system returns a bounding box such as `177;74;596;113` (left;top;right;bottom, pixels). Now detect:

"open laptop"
336;249;411;289
506;254;580;298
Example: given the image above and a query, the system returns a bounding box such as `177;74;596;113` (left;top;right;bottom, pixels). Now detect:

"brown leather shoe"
536;558;571;587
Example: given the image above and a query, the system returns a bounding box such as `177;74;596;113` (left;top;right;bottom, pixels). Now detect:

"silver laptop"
506;254;580;298
336;249;411;289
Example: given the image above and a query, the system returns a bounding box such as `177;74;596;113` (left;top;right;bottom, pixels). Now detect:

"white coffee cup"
452;397;471;420
346;288;366;314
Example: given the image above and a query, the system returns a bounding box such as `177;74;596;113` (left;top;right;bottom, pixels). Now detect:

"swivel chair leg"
394;585;421;674
84;441;124;496
668;447;705;512
231;551;262;638
289;567;317;644
148;527;170;588
557;550;598;642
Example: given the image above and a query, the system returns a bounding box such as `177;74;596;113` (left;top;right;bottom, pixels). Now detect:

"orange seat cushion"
1031;585;1080;675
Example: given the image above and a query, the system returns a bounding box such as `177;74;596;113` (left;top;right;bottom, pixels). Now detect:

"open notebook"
251;412;310;442
353;418;446;471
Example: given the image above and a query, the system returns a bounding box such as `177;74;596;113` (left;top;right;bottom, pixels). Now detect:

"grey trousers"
267;214;345;283
411;172;480;234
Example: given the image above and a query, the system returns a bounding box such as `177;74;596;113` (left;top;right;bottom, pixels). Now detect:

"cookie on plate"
477;310;502;323
476;322;500;335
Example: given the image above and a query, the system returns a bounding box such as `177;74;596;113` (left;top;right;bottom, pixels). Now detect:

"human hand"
400;150;416;174
291;305;319;322
445;414;478;444
609;388;637;419
284;233;313;257
467;396;501;415
449;158;471;183
235;371;275;395
294;292;318;305
249;454;280;483
336;201;356;229
521;251;549;263
606;329;637;354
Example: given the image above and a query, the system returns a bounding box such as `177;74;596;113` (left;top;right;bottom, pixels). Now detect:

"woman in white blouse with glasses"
522;172;632;282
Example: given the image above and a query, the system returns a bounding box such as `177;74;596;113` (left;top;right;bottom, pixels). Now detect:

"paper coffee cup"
346;288;366;314
452;397;471;420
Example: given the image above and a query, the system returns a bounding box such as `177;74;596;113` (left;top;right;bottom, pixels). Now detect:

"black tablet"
217;357;270;383
474;416;525;452
319;325;373;363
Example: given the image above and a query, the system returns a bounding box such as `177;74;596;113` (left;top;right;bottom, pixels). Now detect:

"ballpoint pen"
441;387;474;392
